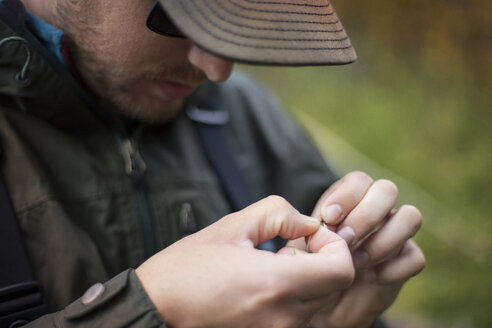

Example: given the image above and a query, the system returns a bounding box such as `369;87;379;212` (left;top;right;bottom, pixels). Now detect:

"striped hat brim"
157;0;357;66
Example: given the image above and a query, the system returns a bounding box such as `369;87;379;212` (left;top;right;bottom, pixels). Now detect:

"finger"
285;237;307;251
212;195;321;247
311;179;343;218
375;240;426;284
205;196;354;301
270;226;354;300
352;205;423;268
337;179;399;247
276;245;308;255
312;277;403;328
317;171;374;225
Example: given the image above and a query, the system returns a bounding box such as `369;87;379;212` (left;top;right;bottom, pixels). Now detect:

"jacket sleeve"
26;269;166;328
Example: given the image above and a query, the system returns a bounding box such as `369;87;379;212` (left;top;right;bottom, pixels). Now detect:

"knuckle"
340;189;362;207
412;248;427;274
374;179;399;199
339;263;356;288
264;196;301;234
264;195;295;217
265;195;290;209
401;205;423;233
331;250;356;287
336;172;375;207
345;170;373;185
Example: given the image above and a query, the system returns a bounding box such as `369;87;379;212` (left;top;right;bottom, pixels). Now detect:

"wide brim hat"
155;0;356;66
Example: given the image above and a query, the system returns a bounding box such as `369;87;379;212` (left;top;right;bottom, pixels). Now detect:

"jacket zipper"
179;202;198;238
120;137;158;258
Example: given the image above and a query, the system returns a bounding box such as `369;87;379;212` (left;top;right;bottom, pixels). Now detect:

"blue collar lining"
25;11;66;67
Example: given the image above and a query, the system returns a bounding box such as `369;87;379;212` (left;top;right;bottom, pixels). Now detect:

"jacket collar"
0;17;112;136
0;0;214;137
0;0;146;137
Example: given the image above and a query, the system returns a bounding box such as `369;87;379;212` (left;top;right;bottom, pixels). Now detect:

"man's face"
56;0;234;122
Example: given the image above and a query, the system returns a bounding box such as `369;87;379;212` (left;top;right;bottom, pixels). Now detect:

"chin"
117;95;185;124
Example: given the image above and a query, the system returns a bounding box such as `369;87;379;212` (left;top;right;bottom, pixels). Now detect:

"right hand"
288;171;425;328
136;196;354;328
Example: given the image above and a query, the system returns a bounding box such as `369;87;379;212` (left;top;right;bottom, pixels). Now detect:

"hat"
152;0;356;66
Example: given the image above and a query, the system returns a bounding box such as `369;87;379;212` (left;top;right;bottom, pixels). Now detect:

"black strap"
187;102;279;252
188;105;254;211
0;1;51;322
0;143;47;326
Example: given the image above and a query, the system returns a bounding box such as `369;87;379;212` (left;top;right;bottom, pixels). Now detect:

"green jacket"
0;8;337;328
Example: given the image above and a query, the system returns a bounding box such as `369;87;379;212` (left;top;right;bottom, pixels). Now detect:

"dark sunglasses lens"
146;2;183;37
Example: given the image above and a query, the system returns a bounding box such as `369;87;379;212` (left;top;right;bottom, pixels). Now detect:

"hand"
136;196;355;328
289;171;426;328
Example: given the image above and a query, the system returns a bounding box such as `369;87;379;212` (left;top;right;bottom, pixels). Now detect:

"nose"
188;45;234;82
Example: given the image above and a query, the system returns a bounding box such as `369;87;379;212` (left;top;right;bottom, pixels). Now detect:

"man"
0;0;425;327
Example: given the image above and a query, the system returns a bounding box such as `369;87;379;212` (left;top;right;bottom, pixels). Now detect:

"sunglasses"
146;1;184;38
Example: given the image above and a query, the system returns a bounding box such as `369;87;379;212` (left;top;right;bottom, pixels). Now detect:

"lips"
159;80;196;99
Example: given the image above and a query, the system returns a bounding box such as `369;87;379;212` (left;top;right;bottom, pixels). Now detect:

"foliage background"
243;0;491;326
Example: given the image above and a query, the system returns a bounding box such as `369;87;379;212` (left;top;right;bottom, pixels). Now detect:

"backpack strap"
187;97;279;252
187;105;254;212
0;141;48;327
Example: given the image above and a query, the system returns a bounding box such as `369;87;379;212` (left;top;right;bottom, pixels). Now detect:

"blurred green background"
243;0;491;327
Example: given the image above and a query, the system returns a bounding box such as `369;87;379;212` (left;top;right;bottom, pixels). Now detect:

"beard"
64;37;207;123
56;1;207;123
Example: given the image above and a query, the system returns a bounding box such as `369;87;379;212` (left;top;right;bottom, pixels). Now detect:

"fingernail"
337;226;355;246
364;270;377;283
302;215;321;227
353;251;369;268
322;204;343;224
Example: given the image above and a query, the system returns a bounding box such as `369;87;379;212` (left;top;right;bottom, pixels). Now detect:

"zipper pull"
179;203;198;238
121;138;147;184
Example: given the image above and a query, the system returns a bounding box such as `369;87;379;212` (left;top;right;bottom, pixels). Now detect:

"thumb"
210;196;321;247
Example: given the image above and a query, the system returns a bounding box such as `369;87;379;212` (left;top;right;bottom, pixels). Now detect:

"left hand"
137;196;355;328
288;171;426;328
